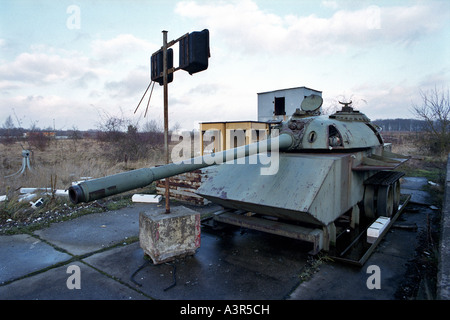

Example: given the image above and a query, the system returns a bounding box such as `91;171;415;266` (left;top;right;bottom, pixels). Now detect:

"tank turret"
276;99;384;151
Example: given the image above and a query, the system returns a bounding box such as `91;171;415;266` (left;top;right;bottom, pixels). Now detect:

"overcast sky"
1;0;449;131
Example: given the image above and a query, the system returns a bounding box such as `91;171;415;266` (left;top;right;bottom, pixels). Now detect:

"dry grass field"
0;138;165;195
382;131;420;155
0;138;165;233
383;131;447;184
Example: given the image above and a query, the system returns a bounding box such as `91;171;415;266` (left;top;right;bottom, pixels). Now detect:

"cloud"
187;83;221;96
0;33;156;90
175;0;286;54
0;94;98;130
175;0;447;55
104;67;150;98
91;34;158;63
379;4;445;45
0;81;20;93
0;49;103;88
74;71;100;89
0;33;159;130
418;69;450;89
321;1;339;10
328;81;423;121
0;52;77;84
0;34;156;87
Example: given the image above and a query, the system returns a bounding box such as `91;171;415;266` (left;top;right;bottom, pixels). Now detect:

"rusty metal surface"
364;171;405;186
156;168;217;205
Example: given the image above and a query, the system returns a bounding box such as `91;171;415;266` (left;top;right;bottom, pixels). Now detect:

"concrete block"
132;194;162;203
367;216;390;243
139;206;201;264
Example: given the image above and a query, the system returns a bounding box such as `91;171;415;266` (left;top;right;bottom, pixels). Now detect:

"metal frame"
331;194;411;267
206;191;410;267
213;212;324;255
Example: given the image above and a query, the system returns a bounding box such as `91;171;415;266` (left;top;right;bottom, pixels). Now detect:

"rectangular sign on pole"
179;29;210;75
151;48;173;85
149;29;210;214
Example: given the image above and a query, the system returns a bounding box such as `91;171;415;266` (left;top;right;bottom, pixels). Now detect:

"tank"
69;96;409;253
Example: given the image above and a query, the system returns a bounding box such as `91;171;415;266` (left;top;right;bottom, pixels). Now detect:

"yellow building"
199;121;269;155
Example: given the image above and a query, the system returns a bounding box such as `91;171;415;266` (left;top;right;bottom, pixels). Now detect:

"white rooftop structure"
257;86;322;122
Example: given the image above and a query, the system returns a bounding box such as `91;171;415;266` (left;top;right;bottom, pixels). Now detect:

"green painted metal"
197;152;366;225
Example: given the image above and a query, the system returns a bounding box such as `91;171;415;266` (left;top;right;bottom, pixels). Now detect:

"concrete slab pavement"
0;260;147;300
289;205;434;299
83;230;309;300
33;204;142;256
0;234;71;284
401;176;432;205
0;201;311;300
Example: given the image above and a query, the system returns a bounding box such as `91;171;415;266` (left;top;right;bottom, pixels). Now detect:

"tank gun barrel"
68;133;293;204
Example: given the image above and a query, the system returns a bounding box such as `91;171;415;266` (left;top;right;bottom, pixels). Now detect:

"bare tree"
411;86;450;155
69;125;81;141
96;111;164;163
1;115;16;145
2;115;15;130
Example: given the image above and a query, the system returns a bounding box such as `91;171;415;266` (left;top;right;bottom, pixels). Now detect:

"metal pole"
162;30;170;214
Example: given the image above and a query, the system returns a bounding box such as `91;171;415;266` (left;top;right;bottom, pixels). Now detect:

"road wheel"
363;184;377;219
377;185;394;217
392;180;401;213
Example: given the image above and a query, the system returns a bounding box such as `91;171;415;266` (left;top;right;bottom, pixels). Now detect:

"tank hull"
196;149;383;226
